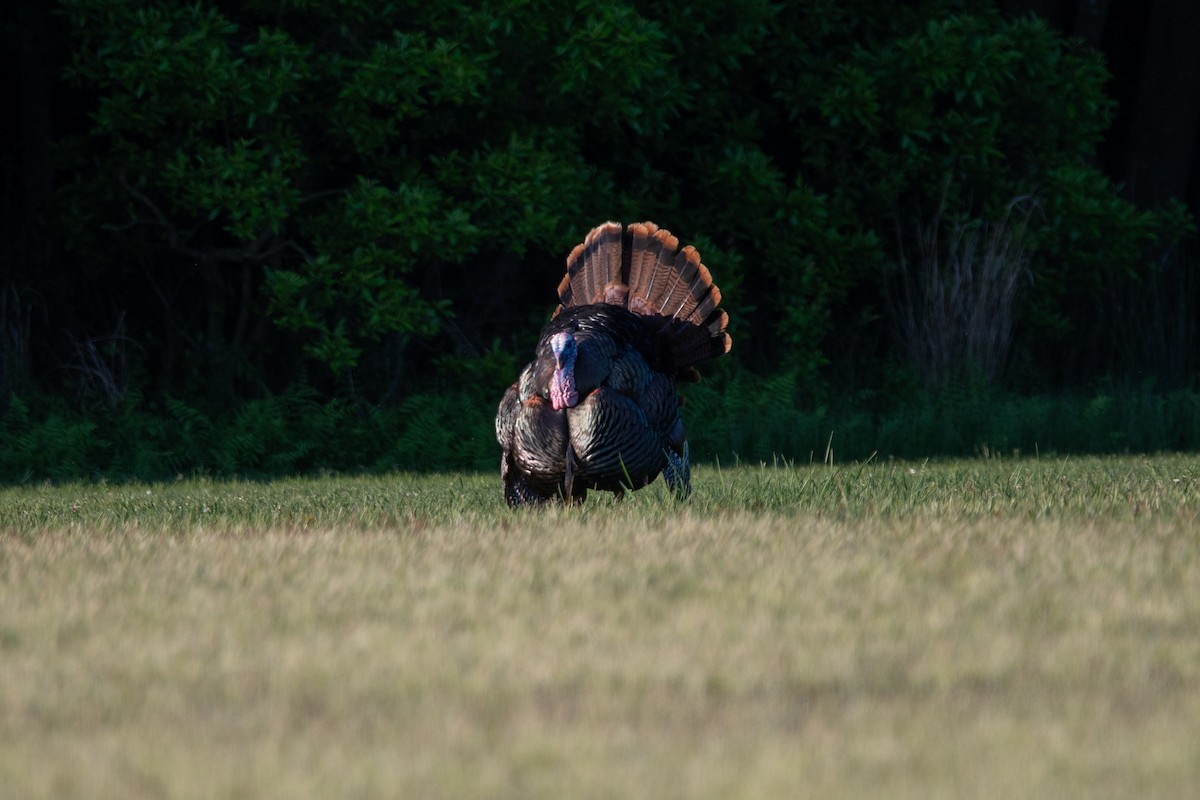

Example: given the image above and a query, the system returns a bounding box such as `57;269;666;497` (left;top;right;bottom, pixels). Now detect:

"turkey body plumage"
495;221;731;506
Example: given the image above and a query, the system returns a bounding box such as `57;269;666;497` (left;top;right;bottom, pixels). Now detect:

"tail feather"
627;223;676;312
627;234;721;329
556;222;624;316
661;313;732;368
553;221;731;370
654;245;702;318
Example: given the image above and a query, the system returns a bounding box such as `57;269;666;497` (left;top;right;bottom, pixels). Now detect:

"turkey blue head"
549;330;579;410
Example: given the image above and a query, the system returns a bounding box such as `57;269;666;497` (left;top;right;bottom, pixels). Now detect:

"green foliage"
6;370;1200;484
265;178;463;372
681;369;1200;466
29;0;1200;478
59;1;1191;375
0;395;97;481
758;7;1188;380
56;0;653;380
0;383;500;483
63;2;308;237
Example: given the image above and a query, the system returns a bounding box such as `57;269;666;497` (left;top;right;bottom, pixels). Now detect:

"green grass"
3;457;1200;798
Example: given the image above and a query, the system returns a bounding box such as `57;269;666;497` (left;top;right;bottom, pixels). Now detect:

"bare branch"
886;187;1039;391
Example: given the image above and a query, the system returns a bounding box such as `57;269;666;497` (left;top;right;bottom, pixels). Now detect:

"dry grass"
2;457;1200;798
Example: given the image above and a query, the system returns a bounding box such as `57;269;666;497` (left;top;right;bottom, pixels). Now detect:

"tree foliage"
1;0;1193;477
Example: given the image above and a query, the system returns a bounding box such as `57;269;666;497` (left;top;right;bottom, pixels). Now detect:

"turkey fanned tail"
496;221;730;506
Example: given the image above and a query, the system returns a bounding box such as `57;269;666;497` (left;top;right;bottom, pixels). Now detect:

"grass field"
3;456;1200;798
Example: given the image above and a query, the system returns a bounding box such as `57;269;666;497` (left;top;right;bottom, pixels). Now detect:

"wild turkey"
495;221;731;506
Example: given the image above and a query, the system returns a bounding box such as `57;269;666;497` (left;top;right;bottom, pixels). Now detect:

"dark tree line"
1006;0;1200;208
1001;1;1200;391
1;0;1198;476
